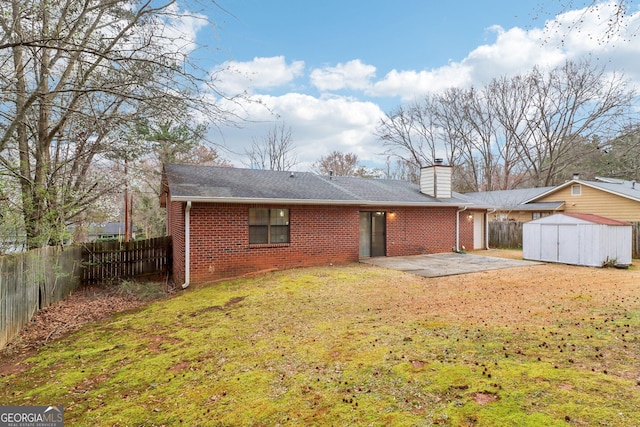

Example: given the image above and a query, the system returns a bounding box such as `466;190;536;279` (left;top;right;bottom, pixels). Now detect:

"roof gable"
529;212;631;226
525;178;640;204
561;212;631;226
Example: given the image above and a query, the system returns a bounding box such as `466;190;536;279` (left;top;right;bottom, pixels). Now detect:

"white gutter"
182;201;192;289
168;195;469;208
456;206;468;252
486;208;496;249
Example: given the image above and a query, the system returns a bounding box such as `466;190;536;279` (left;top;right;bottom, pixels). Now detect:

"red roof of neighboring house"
561;212;631;226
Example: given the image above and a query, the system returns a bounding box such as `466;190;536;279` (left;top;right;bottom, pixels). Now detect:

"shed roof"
162;164;478;207
528;212;631;226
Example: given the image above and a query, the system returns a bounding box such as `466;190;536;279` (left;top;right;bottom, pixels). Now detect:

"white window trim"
571;184;581;196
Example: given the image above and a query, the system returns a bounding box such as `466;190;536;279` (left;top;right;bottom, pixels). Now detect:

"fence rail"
489;221;640;258
488;222;524;249
0;246;83;349
1;236;171;349
81;236;172;284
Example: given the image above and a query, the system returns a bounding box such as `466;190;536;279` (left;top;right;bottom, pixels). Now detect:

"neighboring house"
462;186;561;222
161;163;491;285
464;175;640;223
526;176;640;223
88;222;138;241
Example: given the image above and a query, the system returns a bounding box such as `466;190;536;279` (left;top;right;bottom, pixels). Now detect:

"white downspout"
182;201;192;289
456;206;468;252
486;209;496;250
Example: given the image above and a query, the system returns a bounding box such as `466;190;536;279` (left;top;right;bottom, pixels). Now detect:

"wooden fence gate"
81;236;172;284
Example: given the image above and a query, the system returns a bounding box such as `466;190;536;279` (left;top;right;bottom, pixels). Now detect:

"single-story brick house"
161;162;491;286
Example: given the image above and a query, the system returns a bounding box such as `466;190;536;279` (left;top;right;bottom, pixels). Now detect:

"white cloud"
310;60;377;91
212;56;305;96
368;64;474;101
149;4;207;58
542;0;636;51
214;93;386;169
365;25;564;101
366;1;640;100
208;1;640;172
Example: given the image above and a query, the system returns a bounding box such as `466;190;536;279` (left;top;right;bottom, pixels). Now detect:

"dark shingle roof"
163;164;474;207
463;187;567;211
464;187;556;207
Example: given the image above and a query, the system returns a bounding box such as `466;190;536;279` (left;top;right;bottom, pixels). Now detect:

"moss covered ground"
1;258;639;426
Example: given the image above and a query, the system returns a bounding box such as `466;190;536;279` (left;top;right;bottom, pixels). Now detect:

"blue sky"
179;1;640;170
216;1;550;74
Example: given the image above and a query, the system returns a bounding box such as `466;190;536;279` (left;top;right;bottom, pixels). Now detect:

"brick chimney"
420;159;452;199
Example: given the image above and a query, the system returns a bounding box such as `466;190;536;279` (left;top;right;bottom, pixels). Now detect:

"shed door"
539;224;579;264
558;225;579;265
540;225;558;262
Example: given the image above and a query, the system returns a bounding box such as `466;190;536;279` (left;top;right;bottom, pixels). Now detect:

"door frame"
359;211;386;257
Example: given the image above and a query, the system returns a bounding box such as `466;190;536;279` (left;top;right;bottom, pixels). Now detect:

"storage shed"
523;213;632;267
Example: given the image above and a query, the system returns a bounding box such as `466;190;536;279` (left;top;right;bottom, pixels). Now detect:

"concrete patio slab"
360;252;542;278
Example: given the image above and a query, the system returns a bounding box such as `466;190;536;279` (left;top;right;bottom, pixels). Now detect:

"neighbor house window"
532;212;550;220
249;208;290;244
571;184;581;196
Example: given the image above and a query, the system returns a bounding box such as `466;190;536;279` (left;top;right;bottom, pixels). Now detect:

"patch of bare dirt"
472;392;499;405
0;285;153;377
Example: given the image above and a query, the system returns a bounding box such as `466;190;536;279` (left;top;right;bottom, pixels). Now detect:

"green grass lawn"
1;261;639;426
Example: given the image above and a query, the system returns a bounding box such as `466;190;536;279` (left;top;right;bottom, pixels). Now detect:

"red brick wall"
459;210;478;250
386;207;458;256
168;202;466;283
187;204;360;283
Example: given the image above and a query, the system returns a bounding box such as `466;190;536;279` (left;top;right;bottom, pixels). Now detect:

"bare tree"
485;74;536;190
376;99;445;171
515;60;635;186
245;123;298;171
540;1;639;46
435;87;498;191
312;151;360;176
0;0;234;248
378;59;636;191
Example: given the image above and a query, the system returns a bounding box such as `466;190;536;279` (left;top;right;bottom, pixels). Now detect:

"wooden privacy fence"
489;221;640;258
0;245;83;349
81;236;172;284
0;236;172;349
632;222;640;259
488;222;524;249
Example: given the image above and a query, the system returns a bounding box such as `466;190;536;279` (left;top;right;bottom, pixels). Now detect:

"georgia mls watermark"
0;406;63;427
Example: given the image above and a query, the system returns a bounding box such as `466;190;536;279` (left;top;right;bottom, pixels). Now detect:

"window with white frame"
571;184;581;196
